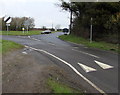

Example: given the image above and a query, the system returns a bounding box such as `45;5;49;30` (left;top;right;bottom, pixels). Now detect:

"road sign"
4;16;12;31
4;16;12;24
6;23;10;26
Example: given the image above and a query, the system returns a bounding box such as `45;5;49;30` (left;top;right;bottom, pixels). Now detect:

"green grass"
47;78;82;94
59;34;119;53
0;30;42;36
1;40;24;54
0;30;59;36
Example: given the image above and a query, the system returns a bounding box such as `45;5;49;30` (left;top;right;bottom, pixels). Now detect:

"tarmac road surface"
2;32;119;94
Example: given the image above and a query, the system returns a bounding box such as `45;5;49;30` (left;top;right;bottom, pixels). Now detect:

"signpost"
4;16;12;43
4;16;12;32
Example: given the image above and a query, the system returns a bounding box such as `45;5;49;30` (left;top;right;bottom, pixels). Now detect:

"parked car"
41;30;51;34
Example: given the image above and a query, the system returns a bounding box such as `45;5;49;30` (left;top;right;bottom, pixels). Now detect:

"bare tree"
23;17;35;31
1;17;35;31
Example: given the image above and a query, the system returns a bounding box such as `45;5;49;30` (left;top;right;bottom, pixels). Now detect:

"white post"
6;24;9;43
27;26;28;33
90;17;93;43
7;25;9;32
6;24;9;36
23;30;24;34
22;28;25;34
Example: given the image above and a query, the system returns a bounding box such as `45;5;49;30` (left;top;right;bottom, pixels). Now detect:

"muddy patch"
2;49;82;93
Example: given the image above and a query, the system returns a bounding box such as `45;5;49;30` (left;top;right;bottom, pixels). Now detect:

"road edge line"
72;49;99;58
25;45;106;94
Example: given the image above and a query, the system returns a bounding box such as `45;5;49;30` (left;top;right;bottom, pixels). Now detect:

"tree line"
60;1;120;43
0;17;35;31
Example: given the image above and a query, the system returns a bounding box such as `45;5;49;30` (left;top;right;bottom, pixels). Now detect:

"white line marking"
22;52;27;54
28;36;30;38
29;49;32;51
18;36;26;38
73;47;78;48
48;43;55;46
78;63;97;73
28;36;55;46
94;60;114;70
28;36;41;41
84;47;88;48
32;38;41;41
24;45;106;94
72;49;99;58
67;41;84;46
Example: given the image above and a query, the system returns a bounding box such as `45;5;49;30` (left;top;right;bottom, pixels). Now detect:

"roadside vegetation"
60;2;120;44
1;17;35;31
47;78;82;94
59;35;119;53
0;31;42;36
0;30;59;36
1;40;24;54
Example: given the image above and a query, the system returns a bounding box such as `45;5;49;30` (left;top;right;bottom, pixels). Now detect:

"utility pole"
90;17;93;43
52;22;53;29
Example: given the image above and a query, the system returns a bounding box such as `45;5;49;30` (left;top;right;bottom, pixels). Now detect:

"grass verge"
59;34;119;53
0;31;42;36
1;40;24;54
0;30;59;36
47;78;82;94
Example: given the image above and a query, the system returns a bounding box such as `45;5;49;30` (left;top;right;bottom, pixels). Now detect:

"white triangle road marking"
24;45;105;93
78;63;97;73
22;52;27;54
94;60;114;70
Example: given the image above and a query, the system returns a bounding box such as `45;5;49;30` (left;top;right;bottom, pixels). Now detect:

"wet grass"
59;34;119;53
0;30;59;36
1;40;24;54
47;78;83;94
0;30;42;36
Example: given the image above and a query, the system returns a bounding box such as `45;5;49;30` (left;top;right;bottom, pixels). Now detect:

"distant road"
2;32;119;94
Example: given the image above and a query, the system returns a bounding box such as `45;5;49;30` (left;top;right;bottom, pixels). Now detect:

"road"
2;32;119;94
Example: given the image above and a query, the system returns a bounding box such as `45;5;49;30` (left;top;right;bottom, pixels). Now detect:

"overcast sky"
0;0;70;28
